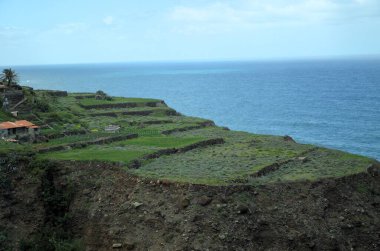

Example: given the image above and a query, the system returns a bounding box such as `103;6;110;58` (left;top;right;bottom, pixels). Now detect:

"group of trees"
95;90;112;100
1;68;18;87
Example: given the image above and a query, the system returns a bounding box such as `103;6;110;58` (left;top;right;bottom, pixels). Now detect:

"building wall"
15;127;28;135
0;129;8;137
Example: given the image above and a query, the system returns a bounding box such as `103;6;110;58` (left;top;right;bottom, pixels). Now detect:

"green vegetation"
34;132;123;148
19;160;84;251
1;68;18;87
251;149;373;184
0;141;32;155
1;87;375;186
41;136;205;164
130;129;312;184
115;136;204;148
41;146;149;163
79;97;161;106
0;110;13;121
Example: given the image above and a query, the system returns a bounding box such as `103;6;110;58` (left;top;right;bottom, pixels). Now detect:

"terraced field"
40;136;206;163
7;89;375;185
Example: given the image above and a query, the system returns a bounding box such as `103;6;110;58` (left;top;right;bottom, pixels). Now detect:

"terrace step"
37;134;138;153
250;147;319;178
162;121;216;135
128;120;173;126
73;94;96;99
89;108;179;117
128;138;225;169
80;101;166;110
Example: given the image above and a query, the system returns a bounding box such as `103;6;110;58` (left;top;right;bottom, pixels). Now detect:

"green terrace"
78;97;164;109
129;127;374;185
39;136;207;164
251;148;373;184
130;128;312;184
33;132;124;149
86;107;178;117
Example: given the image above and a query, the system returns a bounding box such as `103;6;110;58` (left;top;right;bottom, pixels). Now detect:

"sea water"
12;59;380;160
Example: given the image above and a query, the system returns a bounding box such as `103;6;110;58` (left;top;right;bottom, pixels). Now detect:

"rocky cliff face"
1;158;379;251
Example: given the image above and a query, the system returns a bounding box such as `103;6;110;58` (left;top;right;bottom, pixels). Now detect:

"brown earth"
1;159;379;250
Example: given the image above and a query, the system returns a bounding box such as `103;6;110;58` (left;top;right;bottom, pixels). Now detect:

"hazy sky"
1;0;380;65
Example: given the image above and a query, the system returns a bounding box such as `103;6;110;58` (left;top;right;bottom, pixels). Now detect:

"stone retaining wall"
89;108;178;118
162;120;215;135
45;90;68;97
80;101;165;110
250;147;319;178
38;134;138;153
44;130;88;140
128;138;224;169
74;95;96;99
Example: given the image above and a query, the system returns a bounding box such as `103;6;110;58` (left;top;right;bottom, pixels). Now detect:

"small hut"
0;120;40;139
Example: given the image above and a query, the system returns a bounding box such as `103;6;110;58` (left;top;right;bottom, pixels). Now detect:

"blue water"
12;59;380;160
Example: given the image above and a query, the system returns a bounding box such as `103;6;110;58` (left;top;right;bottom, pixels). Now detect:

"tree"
1;68;18;87
95;90;112;100
96;90;107;97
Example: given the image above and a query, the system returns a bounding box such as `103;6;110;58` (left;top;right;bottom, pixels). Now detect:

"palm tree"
1;68;18;87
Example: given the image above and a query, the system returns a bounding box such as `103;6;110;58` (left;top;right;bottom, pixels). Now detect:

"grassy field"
110;136;204;148
130;128;315;184
250;149;373;184
40;136;206;164
41;146;149;163
34;132;123;148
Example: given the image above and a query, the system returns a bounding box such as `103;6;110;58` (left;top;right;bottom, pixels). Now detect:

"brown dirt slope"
1;159;379;251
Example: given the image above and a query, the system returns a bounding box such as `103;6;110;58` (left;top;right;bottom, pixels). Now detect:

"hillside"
0;89;379;250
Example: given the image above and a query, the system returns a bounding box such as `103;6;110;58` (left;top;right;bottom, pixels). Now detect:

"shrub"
20;160;81;251
34;99;50;112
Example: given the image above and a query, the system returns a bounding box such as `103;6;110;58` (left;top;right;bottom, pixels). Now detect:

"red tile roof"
0;120;39;130
14;120;35;127
0;122;23;130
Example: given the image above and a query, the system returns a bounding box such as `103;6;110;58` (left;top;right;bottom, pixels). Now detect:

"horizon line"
3;54;380;68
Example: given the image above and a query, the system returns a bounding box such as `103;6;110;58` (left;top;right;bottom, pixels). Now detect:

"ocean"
12;59;380;160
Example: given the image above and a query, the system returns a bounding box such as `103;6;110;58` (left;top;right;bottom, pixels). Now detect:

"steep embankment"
1;157;379;251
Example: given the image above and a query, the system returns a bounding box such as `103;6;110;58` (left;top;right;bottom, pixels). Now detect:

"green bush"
34;99;50;112
46;112;70;123
20;160;81;251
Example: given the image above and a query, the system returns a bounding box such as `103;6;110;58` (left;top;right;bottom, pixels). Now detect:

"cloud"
103;16;114;25
0;26;31;39
170;0;380;34
0;26;33;48
54;22;88;34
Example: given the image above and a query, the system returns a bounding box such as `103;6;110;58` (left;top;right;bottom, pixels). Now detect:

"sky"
1;0;380;65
